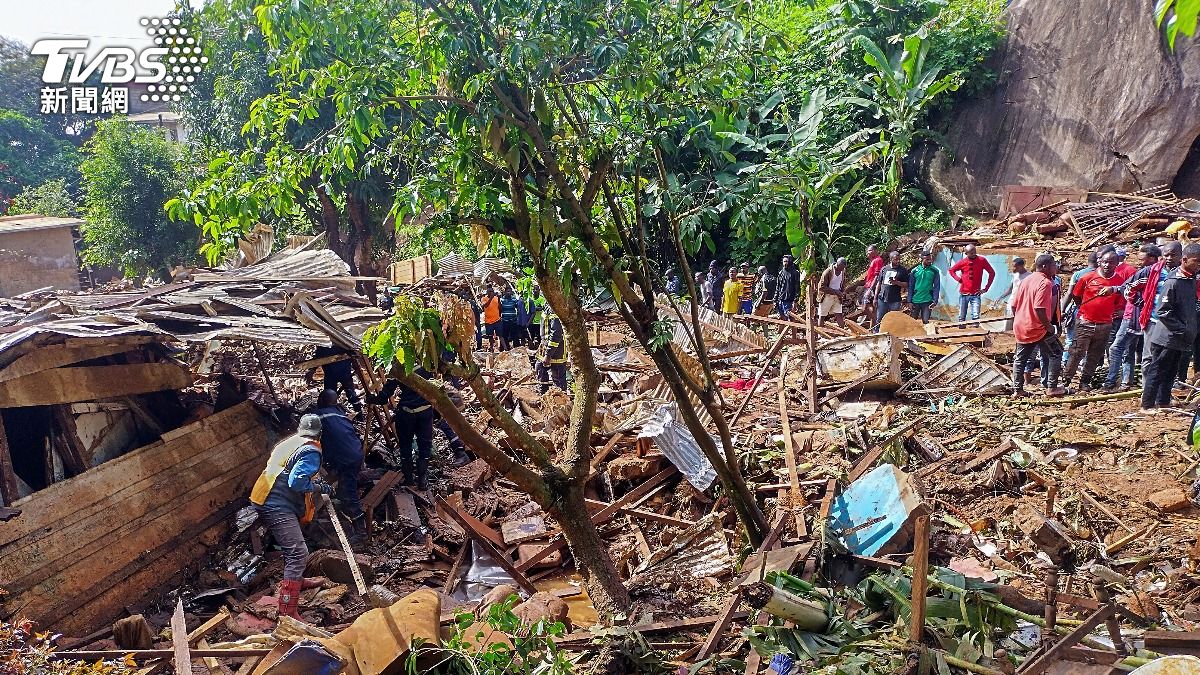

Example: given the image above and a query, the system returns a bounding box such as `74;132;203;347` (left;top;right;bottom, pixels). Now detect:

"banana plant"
846;33;961;238
1157;0;1200;48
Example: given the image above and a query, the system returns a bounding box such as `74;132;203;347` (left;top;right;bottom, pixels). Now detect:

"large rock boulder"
919;0;1200;214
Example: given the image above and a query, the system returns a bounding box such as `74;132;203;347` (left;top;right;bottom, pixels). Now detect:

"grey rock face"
920;0;1200;214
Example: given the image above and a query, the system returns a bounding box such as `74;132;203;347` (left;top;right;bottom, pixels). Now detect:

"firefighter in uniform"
536;311;568;393
249;414;333;621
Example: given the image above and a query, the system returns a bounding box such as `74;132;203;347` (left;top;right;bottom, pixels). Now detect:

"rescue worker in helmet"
249;414;333;621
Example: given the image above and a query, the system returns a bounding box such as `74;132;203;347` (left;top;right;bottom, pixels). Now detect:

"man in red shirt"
949;244;996;321
1012;253;1064;397
862;244;884;320
1063;249;1122;391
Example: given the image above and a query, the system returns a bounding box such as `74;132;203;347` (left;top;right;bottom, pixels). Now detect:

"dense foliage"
1158;0;1200;47
8;178;78;217
80;120;196;278
0;110;81;211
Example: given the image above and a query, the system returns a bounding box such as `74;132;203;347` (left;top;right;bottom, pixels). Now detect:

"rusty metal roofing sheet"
898;344;1011;396
631;512;731;581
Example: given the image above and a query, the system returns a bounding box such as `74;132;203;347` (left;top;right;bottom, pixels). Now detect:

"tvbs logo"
32;17;205;113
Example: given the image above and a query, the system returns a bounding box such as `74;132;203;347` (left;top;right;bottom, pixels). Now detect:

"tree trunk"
643;348;768;546
347;194;377;276
314;183;353;272
547;481;631;619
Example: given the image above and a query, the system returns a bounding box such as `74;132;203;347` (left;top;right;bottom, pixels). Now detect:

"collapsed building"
5;183;1200;674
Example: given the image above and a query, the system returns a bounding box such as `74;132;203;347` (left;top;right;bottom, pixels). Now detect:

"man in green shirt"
909;251;942;324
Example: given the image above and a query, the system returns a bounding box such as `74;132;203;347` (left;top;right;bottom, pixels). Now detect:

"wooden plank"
846;417;924;484
31;491;244;634
434;495;537;595
0;416;20;507
778;352;805;538
6;456;260;629
516;467;678;573
53;649;272;661
50;405;89;476
0;425;266;588
0;337;162;384
171;598;191;675
909;514;930;644
1016;604;1117;675
0;362;192;408
1;402;260;545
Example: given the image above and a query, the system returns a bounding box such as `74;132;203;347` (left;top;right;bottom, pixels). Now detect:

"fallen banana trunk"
744;582;829;631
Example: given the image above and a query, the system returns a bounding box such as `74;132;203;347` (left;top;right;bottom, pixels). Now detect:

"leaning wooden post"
909;513;930;644
803;276;819;413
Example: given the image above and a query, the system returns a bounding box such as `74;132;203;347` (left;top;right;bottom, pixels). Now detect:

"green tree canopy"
0;109;80;210
80;119;195;279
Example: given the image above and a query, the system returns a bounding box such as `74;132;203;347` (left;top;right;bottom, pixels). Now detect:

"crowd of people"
672;255;804;320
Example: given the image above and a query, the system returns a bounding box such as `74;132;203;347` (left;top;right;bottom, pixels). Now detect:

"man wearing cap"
249;414;335;621
316;389;365;541
817;257;848;327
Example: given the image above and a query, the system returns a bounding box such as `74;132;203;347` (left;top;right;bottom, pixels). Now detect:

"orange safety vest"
250;434;323;525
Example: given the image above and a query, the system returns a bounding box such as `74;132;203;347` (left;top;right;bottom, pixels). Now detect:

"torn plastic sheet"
463;540;515;601
638;402;717;490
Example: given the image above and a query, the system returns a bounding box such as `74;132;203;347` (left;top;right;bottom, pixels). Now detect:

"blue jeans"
1104;317;1140;387
740;299;754;314
958;294;981;321
777;301;793;317
874;301;902;331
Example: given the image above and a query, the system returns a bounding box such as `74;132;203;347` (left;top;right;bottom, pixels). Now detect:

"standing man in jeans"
870;251;909;331
1103;244;1161;391
775;255;800;317
1012;254;1065;397
949;244;995;321
1062;249;1122;392
909;251;941;323
1141;243;1200;411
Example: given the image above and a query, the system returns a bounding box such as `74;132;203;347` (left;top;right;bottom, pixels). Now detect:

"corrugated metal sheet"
473;257;513;279
436;252;474;277
637;402;717;490
632;512;731;579
207;249;352;282
898;344;1011;396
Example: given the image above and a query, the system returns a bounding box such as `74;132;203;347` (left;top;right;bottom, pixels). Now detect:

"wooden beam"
846;417;925;484
728;330;790;428
51;405;89;476
909;514;930;644
1015;604;1118;675
558;612;750;646
0;337;161;384
0;363;191;408
52;649;272;662
0;416;20;506
435;495;537;595
778;351;805;538
170;598;191;675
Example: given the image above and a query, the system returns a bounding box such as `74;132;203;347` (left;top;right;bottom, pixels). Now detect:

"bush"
8;179;78;217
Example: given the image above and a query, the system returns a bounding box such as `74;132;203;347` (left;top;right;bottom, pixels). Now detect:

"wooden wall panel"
0;401;273;635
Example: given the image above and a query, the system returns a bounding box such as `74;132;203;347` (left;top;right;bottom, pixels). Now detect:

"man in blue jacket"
249;414;334;621
316;389;365;538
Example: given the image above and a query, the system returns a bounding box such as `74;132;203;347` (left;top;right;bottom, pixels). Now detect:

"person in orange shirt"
1012;254;1064;397
479;286;505;351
